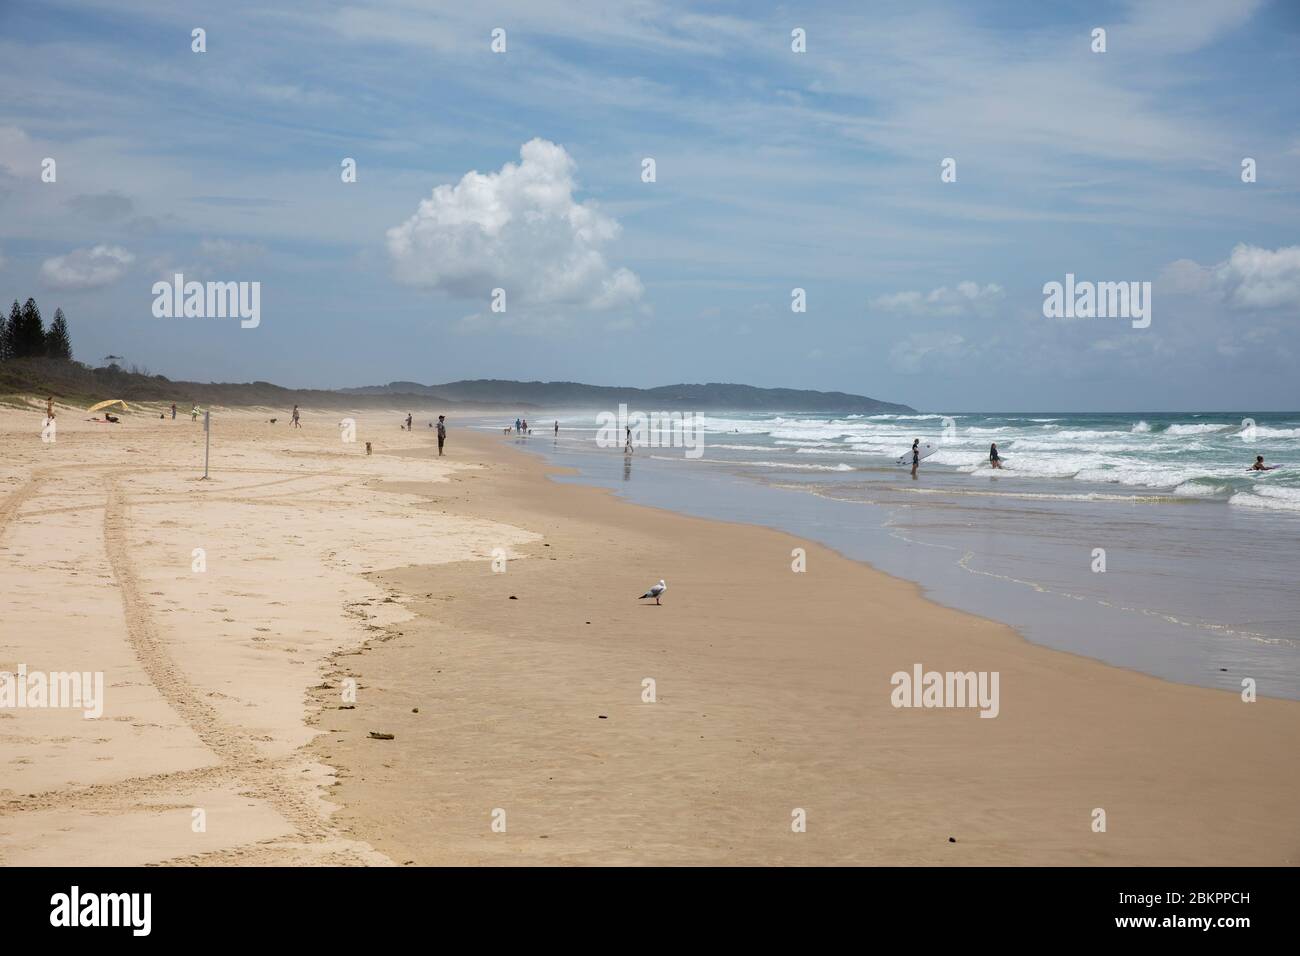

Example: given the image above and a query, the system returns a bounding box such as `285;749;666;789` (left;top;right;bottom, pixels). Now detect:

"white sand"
0;402;534;865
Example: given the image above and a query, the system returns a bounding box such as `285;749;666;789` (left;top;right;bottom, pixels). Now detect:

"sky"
1;0;1298;411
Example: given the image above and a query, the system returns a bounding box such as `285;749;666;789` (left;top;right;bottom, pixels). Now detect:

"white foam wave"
1172;480;1233;498
1166;423;1233;436
867;413;954;421
1229;486;1300;512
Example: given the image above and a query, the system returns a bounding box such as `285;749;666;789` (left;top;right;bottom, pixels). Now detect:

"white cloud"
39;244;135;289
872;282;1003;318
1214;244;1300;310
386;138;643;311
1159;244;1300;310
1156;258;1213;295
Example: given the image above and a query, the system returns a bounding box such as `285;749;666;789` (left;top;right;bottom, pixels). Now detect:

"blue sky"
1;0;1298;410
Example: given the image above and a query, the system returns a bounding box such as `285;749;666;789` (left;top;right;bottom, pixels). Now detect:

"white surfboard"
897;442;938;465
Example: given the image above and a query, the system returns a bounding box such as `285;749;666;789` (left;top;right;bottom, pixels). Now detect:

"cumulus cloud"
1158;244;1300;310
386;138;643;311
1213;244;1300;310
39;244;135;289
872;281;1003;318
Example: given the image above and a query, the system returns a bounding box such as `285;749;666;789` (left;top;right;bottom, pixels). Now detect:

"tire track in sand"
0;472;44;542
101;474;335;845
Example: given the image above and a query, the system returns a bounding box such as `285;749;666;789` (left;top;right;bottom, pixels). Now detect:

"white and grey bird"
638;579;667;605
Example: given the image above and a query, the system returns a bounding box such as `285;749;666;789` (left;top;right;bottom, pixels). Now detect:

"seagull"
638;579;667;605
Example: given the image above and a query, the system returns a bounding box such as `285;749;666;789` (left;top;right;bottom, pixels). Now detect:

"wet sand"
320;430;1300;865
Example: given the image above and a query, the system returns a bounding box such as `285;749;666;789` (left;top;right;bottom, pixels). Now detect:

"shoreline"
317;428;1300;865
503;416;1300;699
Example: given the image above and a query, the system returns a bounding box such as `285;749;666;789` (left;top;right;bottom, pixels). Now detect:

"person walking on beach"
291;405;301;429
989;442;1003;469
515;417;521;434
405;413;412;431
554;420;559;437
436;415;446;456
191;405;199;422
910;438;921;477
1250;455;1277;471
170;403;176;420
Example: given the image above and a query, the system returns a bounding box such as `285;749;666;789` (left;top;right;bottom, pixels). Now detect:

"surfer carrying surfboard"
989;443;1003;469
911;439;921;476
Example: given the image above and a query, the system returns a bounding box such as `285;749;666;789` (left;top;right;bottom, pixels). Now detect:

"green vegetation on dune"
0;358;480;411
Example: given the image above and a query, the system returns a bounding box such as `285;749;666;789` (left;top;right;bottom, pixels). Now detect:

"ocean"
483;410;1300;699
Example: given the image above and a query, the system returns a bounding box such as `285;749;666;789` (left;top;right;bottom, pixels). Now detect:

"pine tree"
45;308;73;360
12;298;45;358
0;300;18;361
0;304;10;361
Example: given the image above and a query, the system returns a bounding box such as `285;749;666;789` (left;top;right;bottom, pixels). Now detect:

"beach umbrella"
87;399;129;413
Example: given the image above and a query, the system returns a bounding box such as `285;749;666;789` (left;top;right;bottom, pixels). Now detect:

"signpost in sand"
202;409;211;480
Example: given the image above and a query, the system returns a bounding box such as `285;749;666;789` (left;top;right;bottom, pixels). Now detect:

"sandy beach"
1;401;1296;866
0;403;533;865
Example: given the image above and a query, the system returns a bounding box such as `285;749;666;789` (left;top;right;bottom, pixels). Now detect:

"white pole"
203;409;210;479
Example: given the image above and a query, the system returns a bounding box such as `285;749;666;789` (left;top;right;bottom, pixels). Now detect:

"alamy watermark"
890;663;999;718
152;273;260;328
1;665;104;719
596;403;704;459
50;886;150;936
1042;273;1150;328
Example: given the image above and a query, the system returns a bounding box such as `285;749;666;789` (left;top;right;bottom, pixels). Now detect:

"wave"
1172;478;1236;498
1229;485;1300;512
1165;423;1236;436
1008;439;1155;452
866;413;954;421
